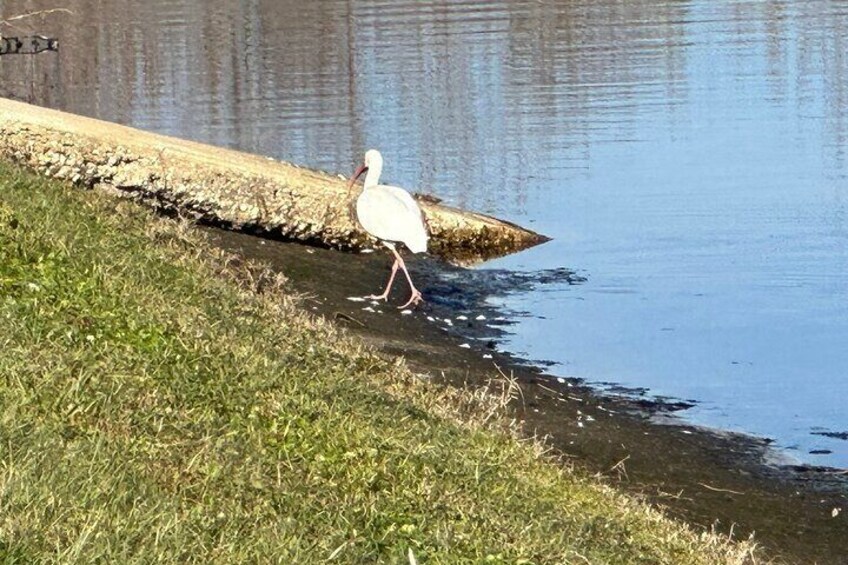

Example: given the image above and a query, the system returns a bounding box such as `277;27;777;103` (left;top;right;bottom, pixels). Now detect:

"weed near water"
0;164;758;563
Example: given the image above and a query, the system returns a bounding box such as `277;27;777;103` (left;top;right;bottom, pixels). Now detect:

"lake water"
2;0;846;467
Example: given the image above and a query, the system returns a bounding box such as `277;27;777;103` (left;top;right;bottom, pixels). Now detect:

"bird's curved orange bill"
347;164;368;196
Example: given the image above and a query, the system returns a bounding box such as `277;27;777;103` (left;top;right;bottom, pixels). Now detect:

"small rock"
400;309;412;315
456;315;468;321
362;306;375;312
443;319;453;326
346;297;366;302
475;315;486;321
459;343;471;349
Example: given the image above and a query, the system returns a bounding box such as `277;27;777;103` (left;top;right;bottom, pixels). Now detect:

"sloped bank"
0;163;757;563
0;97;547;264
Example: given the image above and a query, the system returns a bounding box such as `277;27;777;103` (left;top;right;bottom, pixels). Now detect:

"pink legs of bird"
368;243;423;309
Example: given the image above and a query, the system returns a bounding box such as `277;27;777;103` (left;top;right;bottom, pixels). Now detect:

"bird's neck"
363;163;382;188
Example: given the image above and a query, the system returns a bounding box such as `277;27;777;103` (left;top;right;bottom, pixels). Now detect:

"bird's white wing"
356;185;428;253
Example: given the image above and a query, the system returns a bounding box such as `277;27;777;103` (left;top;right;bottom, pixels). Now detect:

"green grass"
0;164;758;563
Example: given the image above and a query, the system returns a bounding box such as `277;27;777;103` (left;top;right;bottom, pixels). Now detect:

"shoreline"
204;226;848;564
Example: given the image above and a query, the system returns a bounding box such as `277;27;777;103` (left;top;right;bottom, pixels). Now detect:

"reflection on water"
2;0;847;466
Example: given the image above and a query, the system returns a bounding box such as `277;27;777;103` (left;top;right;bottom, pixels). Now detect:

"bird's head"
347;149;383;195
364;149;382;169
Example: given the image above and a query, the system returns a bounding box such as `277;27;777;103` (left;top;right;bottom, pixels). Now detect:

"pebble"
456;315;468;321
482;354;493;359
557;377;566;384
426;316;436;322
346;296;365;302
360;248;375;254
362;306;375;312
400;309;412;315
475;314;486;321
459;343;471;349
444;318;453;326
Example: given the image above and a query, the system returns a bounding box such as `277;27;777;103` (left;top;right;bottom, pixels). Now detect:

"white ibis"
347;149;428;309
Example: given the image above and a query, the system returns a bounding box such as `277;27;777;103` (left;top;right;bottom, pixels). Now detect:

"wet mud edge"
205;228;848;565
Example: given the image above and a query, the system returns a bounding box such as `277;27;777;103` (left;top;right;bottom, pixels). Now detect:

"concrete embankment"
0;97;547;263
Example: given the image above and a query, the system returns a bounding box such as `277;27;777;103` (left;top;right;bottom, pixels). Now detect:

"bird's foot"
398;290;423;310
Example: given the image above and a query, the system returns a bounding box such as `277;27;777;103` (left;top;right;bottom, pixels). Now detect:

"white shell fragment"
459;343;471;349
456;315;468;321
346;296;366;302
400;309;412;315
475;315;486;321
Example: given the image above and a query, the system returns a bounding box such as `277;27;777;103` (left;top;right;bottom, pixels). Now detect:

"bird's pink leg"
368;258;399;301
389;246;423;309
